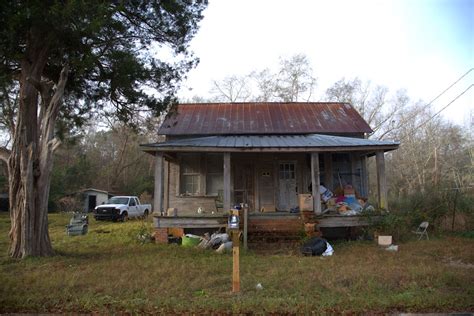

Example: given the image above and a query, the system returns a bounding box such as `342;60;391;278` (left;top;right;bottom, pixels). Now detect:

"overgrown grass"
0;212;473;313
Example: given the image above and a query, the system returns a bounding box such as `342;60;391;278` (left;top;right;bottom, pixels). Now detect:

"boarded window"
206;154;223;195
180;154;200;195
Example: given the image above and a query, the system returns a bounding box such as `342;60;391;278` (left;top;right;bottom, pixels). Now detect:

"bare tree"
210;75;252;102
274;54;317;102
209;54;317;103
249;68;276;102
325;77;408;139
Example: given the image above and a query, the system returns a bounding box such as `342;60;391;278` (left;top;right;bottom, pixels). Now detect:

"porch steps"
247;215;304;244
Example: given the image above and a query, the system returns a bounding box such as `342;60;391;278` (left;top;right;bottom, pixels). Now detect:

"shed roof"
159;102;373;135
141;134;399;153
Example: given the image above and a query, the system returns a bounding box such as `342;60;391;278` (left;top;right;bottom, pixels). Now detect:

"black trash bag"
301;237;328;256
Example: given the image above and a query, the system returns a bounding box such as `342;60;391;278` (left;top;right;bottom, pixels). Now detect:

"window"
180;154;201;195
206;154;223;195
279;163;295;180
179;153;224;196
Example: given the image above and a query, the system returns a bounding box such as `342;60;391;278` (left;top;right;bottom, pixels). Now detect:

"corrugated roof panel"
142;134;399;150
158;102;373;135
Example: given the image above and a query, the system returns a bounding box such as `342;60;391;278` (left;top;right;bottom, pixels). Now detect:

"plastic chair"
413;221;429;240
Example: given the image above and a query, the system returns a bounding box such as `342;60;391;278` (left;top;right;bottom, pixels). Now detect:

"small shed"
81;188;109;212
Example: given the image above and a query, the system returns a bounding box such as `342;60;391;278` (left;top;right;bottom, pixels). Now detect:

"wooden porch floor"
153;212;379;229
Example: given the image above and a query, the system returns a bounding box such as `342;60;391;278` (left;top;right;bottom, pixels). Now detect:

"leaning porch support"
311;152;321;214
154;152;164;215
223;152;231;211
376;151;388;210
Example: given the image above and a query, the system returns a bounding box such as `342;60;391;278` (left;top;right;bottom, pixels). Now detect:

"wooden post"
350;153;357;188
232;230;240;293
243;207;248;250
311;152;321;214
224;152;231;211
376;151;388;210
154;152;164;215
360;155;369;197
324;153;333;190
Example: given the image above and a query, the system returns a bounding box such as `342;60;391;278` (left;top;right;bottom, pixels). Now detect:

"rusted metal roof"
141;134;399;153
159;102;373;135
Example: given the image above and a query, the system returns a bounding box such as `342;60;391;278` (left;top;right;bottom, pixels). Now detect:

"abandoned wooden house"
141;102;399;243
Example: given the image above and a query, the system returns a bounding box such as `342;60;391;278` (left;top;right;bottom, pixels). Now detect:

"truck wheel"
121;212;129;222
143;210;149;219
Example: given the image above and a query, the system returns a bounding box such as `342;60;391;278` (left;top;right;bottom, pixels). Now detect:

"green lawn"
0;212;473;314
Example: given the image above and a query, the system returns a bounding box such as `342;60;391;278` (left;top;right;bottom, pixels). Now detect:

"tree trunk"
8;30;67;258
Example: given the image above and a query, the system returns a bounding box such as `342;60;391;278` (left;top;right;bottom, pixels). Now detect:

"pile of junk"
171;231;234;254
320;184;375;216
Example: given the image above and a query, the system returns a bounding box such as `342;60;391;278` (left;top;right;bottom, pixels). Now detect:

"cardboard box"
167;208;177;217
378;235;392;246
260;204;276;212
298;194;313;211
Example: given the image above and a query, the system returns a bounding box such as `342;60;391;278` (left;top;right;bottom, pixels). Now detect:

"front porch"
141;133;397;243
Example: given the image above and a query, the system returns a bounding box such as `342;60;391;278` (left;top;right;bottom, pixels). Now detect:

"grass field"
0;212;473;314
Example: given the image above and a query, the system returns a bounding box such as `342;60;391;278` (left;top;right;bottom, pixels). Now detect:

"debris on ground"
301;237;334;256
385;244;399;251
66;212;88;236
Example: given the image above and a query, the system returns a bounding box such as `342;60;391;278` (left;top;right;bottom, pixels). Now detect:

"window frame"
179;153;202;196
205;153;224;196
177;153;224;197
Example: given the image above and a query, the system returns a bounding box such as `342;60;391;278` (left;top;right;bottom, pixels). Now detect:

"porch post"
154;152;164;215
224;152;231;211
360;155;369;197
324;153;333;190
311;152;321;214
376;151;388;210
350;153;357;188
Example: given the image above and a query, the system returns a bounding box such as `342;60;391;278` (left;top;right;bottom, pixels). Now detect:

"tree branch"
50;138;61;152
0;147;11;164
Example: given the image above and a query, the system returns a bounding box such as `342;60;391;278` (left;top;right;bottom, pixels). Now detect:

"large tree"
0;0;207;258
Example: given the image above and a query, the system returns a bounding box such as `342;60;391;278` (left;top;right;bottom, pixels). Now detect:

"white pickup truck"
93;196;151;222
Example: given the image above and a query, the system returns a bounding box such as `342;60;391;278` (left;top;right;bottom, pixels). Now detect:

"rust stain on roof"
159;102;373;135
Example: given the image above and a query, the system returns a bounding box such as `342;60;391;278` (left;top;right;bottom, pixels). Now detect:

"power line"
424;68;473;109
414;84;473;131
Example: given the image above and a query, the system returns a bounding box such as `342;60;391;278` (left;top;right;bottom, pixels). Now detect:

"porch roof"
141;134;399;153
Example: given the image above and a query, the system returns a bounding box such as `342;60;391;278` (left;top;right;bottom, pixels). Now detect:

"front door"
278;162;297;211
234;163;255;211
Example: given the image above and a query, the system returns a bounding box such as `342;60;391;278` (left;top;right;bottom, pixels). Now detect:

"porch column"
223;152;231;211
154;152;165;215
323;153;333;190
376;151;388;210
311;152;321;214
360;155;369;197
350;154;357;188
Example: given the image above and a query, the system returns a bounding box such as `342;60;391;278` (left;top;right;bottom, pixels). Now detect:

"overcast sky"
176;0;473;126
